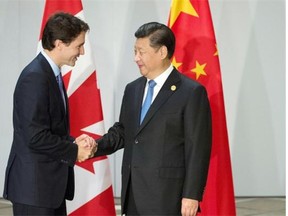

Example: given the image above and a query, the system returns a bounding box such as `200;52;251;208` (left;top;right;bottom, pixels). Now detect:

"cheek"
143;55;154;65
72;49;79;55
68;52;78;61
147;57;158;68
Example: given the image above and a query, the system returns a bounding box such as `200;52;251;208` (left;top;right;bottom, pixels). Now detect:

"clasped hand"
75;134;97;162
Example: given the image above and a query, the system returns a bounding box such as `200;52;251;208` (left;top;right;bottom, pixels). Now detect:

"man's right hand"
75;134;97;162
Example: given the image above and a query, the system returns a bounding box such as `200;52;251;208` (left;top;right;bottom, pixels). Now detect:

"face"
134;37;163;79
58;31;86;67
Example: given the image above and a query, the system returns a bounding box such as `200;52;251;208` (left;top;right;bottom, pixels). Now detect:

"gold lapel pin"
171;85;176;91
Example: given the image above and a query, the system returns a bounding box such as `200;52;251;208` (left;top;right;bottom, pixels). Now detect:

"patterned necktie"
56;74;66;110
140;80;156;124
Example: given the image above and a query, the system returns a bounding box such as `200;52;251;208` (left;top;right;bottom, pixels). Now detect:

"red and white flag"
168;0;236;215
38;0;116;215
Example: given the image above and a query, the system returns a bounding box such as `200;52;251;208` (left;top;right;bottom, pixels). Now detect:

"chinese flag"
38;0;116;215
168;0;236;215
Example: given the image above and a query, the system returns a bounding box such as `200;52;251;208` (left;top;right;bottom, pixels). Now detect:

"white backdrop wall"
0;0;285;198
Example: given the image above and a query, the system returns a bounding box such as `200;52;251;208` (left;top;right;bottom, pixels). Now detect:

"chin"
69;62;76;67
140;70;147;77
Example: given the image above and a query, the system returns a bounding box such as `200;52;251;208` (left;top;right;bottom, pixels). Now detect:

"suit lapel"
137;69;181;134
38;53;68;126
133;77;147;130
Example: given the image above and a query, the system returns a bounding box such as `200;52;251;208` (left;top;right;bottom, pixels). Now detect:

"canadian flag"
37;0;116;215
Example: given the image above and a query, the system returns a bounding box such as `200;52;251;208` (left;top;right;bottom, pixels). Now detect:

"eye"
134;49;146;57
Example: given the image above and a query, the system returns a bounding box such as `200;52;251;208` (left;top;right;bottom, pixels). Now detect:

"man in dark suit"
95;22;212;216
3;12;96;216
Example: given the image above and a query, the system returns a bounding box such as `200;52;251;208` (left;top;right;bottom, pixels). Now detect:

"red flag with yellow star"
168;0;236;215
38;0;116;215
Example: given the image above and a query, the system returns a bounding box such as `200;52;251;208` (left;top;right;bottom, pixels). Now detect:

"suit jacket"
3;53;78;208
97;68;212;215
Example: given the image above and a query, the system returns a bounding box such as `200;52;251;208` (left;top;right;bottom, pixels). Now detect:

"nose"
80;46;85;55
134;53;140;62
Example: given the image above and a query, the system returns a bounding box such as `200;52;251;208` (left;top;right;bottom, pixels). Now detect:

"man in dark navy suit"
3;12;96;215
95;22;212;216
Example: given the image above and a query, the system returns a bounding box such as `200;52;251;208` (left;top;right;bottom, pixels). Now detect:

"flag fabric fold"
38;0;116;215
168;0;236;215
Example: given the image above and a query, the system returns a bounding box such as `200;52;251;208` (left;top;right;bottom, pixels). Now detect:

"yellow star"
214;44;218;56
191;61;207;80
172;57;182;70
169;0;199;28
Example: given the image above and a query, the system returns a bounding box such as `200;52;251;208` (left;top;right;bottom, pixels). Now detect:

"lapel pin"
171;85;176;91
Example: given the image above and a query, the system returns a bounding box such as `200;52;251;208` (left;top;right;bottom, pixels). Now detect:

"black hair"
134;22;175;59
42;12;89;51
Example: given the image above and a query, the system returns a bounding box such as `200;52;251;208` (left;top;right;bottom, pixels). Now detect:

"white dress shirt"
142;64;174;105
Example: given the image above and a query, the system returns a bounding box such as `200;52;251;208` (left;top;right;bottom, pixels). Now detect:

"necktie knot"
148;80;156;88
140;80;156;124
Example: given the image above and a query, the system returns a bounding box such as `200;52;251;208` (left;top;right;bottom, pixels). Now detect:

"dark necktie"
140;80;156;124
56;74;66;110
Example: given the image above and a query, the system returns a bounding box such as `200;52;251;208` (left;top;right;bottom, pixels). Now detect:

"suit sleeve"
95;122;125;156
182;85;212;201
95;86;129;156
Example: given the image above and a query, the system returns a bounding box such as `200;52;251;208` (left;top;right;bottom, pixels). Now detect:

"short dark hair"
42;12;90;51
134;22;175;59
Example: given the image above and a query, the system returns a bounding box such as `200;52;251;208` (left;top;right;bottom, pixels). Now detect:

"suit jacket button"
135;139;138;144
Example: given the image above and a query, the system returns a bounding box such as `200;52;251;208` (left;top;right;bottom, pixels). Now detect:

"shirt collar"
148;64;173;87
41;50;61;77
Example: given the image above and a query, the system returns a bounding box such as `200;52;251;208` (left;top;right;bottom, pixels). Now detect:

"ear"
54;39;63;50
159;46;168;59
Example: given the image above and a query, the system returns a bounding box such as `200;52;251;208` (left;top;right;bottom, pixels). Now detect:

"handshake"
75;134;98;162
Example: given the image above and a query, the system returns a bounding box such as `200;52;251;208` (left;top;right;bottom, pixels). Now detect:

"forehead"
134;37;151;49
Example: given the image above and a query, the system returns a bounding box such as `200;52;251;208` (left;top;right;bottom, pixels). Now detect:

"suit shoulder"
23;53;48;72
19;54;50;80
20;55;39;76
175;70;204;89
15;57;51;93
125;76;145;89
